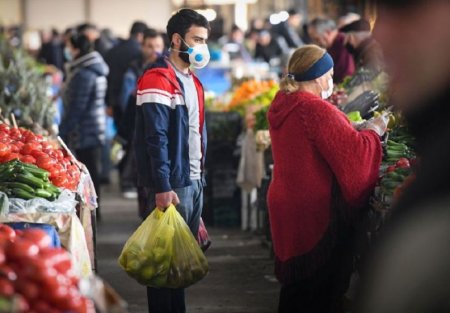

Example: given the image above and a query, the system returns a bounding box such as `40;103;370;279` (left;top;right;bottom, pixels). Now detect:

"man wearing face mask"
267;44;387;312
134;8;210;313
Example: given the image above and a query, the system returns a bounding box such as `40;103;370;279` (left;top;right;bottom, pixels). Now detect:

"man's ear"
171;33;181;48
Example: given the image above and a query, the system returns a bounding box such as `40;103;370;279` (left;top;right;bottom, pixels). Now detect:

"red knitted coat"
267;91;382;283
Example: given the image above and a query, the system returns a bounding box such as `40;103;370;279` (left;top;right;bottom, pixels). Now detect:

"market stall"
0;37;126;312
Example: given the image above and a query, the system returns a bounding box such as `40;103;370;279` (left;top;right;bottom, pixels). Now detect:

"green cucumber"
15;173;44;189
2;182;35;193
11;188;35;200
35;188;52;199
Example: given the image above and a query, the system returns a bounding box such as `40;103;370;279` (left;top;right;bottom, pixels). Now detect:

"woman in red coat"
267;45;387;313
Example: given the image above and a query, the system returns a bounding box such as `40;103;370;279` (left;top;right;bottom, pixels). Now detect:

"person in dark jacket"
59;33;108;219
356;0;450;312
254;30;284;64
308;17;355;83
38;28;64;71
117;29;165;201
340;19;384;72
104;21;148;126
272;8;304;50
134;9;210;313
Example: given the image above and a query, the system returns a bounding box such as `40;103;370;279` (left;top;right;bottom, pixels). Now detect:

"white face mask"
185;43;210;69
174;37;210;69
320;78;334;99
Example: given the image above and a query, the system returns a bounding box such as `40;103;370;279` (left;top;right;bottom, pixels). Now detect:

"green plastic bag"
118;204;208;288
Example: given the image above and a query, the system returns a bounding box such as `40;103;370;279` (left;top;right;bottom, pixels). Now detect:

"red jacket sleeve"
299;99;382;207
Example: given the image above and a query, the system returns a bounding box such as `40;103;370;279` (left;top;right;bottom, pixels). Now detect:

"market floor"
96;173;280;313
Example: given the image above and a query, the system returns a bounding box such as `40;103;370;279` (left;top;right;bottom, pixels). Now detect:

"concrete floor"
96;176;280;313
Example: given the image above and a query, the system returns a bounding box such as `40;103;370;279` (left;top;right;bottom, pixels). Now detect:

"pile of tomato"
0;224;94;313
0;125;80;191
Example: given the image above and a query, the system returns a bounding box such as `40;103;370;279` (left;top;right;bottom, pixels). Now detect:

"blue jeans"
146;180;203;313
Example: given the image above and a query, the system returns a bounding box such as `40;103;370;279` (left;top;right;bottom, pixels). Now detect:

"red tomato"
19;154;37;164
9;128;22;141
5;239;39;261
386;165;396;173
15;280;40;301
20;229;52;249
9;143;19;153
66;269;80;286
13;294;30;313
0;264;17;281
49;285;70;310
21;143;36;155
40;247;71;269
37;155;57;171
52;175;68;187
0;142;10;157
41;141;53;150
3;153;20;162
0;278;14;296
0;224;16;241
0;124;10;134
0;250;4;265
14;141;24;150
396;157;410;168
54;149;64;160
32;300;52;313
30;149;45;159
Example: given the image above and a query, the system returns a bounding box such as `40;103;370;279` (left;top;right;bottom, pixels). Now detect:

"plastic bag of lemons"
118;205;208;288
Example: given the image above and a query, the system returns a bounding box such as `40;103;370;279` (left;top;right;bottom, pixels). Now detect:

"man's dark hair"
340;18;371;33
130;21;148;37
166;8;210;44
70;33;93;57
76;23;97;34
143;28;160;41
288;8;300;16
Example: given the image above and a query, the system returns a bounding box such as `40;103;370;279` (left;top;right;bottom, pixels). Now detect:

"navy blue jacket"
60;51;108;149
134;57;207;192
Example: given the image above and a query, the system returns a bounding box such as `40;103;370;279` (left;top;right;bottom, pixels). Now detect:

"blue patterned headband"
287;52;334;82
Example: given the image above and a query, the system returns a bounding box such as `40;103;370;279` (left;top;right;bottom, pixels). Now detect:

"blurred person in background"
76;23;100;44
340;19;384;72
337;12;361;29
272;8;305;49
37;28;64;71
104;21;148;125
116;28;165;201
267;44;387;313
96;28;118;58
254;30;284;64
308;17;355;83
219;24;252;62
356;0;450;312
104;21;147;190
59;33;108;220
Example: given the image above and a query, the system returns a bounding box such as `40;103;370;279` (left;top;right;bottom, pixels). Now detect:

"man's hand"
155;191;180;211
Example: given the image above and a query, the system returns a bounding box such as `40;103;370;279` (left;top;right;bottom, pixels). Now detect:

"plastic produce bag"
198;217;211;252
118;205;208;288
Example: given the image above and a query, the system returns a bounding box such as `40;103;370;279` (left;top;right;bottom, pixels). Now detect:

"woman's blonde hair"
280;45;327;93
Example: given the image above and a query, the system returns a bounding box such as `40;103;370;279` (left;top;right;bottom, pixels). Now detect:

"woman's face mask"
318;75;334;99
174;36;210;69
